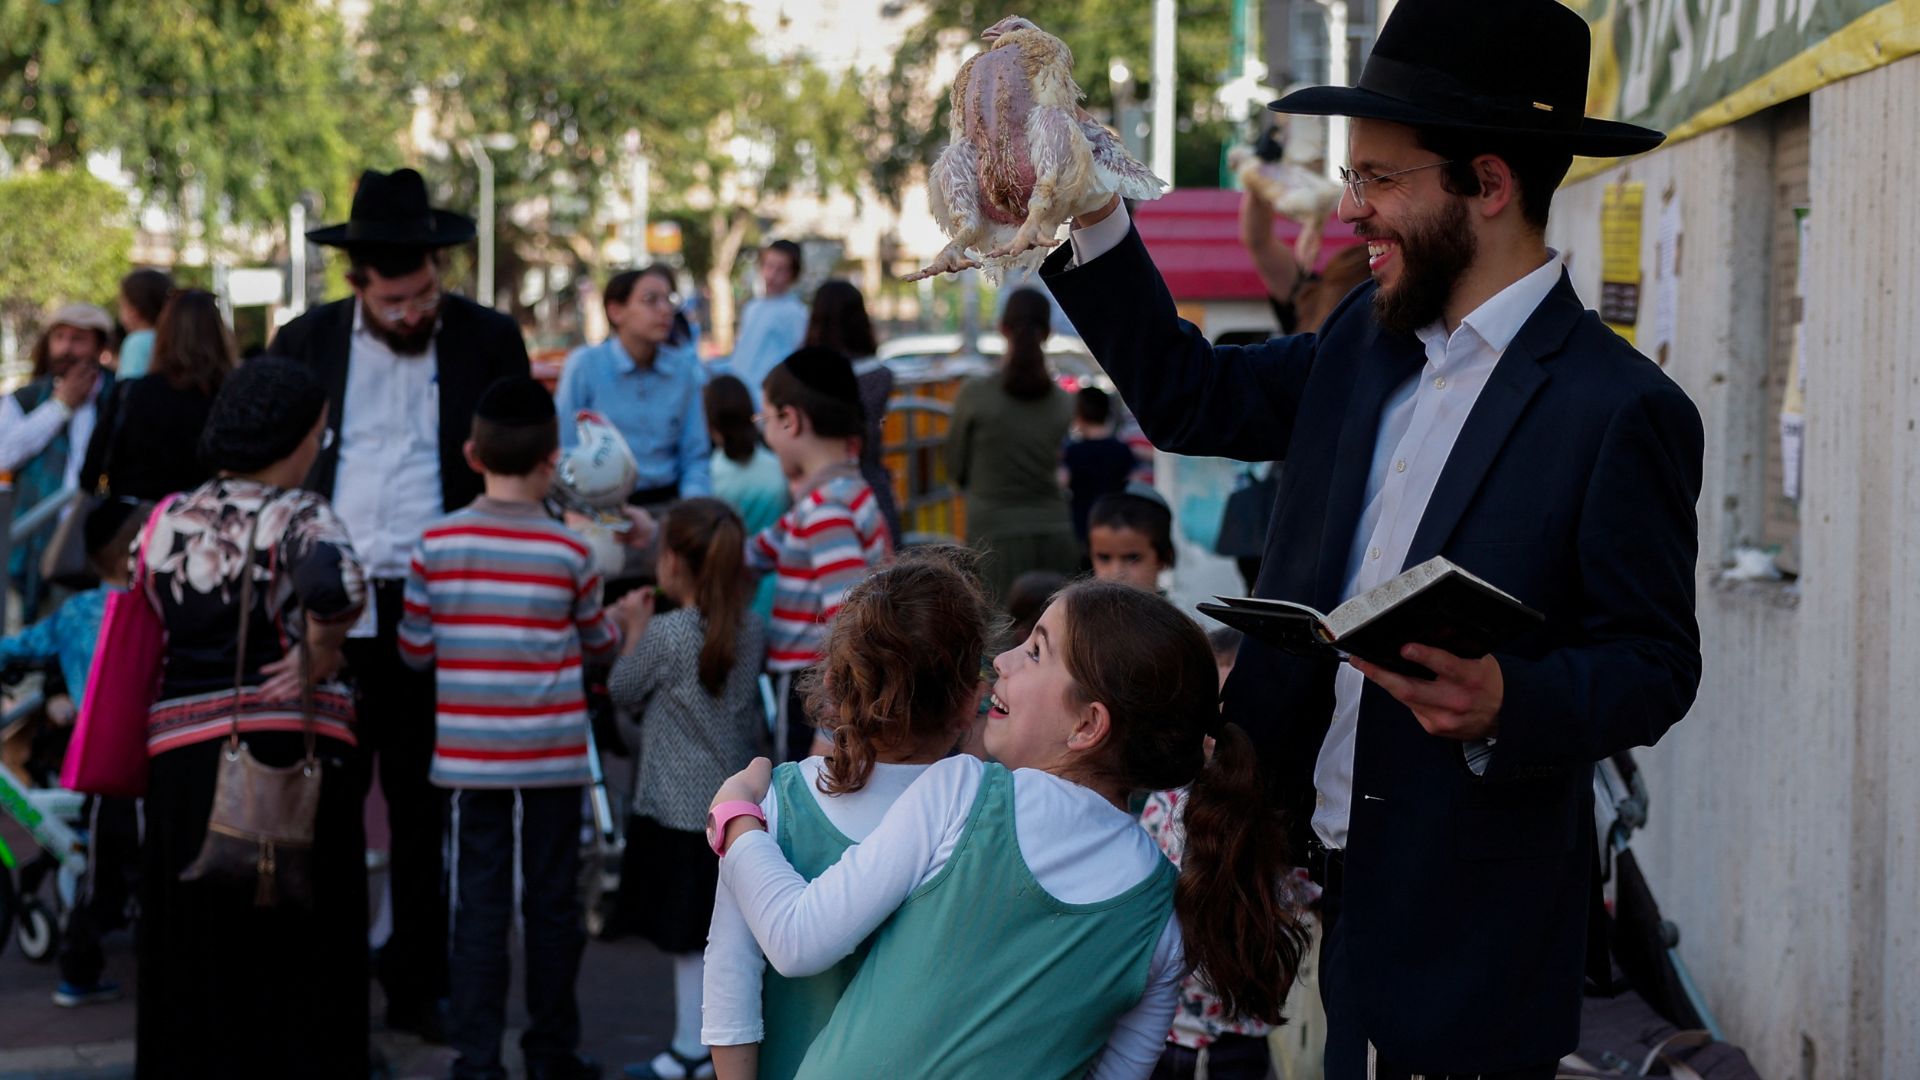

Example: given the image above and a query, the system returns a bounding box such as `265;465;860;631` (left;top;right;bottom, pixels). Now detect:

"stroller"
1560;751;1760;1079
0;662;90;964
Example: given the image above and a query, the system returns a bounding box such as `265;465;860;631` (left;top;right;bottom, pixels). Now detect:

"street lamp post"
1151;0;1177;184
463;133;518;308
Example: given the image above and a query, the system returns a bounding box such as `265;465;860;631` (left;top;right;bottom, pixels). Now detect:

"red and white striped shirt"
745;464;891;672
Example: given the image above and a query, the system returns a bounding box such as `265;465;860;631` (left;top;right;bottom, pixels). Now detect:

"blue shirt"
555;336;712;497
117;329;156;379
0;586;111;708
728;293;808;406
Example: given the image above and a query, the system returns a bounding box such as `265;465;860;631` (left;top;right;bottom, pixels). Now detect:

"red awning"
1132;188;1361;303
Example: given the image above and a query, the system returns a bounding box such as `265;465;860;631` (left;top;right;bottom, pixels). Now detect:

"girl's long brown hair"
151;290;236;396
661;498;749;695
805;546;994;795
1056;580;1307;1024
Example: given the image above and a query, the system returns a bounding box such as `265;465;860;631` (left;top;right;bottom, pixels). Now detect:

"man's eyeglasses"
1336;161;1455;208
373;289;442;324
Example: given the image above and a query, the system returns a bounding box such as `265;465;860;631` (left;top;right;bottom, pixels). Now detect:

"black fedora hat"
306;168;477;249
1272;0;1663;158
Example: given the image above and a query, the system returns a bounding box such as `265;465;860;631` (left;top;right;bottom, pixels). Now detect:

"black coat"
265;294;531;512
1042;228;1704;1071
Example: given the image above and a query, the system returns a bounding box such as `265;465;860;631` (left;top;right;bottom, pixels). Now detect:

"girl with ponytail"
946;287;1078;599
705;580;1307;1080
607;498;767;1080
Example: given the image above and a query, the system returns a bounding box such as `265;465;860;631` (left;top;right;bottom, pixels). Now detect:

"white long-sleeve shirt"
0;386;97;490
718;753;1184;1080
701;756;932;1047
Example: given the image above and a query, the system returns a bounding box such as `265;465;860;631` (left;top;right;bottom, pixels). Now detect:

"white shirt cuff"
1067;201;1133;267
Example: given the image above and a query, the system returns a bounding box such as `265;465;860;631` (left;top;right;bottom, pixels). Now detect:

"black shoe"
385;997;451;1045
526;1053;603;1080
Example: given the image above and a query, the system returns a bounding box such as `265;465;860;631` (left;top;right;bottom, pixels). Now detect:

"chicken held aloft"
906;16;1167;282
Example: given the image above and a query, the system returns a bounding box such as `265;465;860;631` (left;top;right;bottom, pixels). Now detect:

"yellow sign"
1598;181;1644;345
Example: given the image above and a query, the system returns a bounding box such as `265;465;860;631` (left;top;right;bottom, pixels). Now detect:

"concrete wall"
1547;55;1920;1078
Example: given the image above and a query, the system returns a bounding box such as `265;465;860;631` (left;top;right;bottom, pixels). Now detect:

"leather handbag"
60;494;177;798
178;507;323;908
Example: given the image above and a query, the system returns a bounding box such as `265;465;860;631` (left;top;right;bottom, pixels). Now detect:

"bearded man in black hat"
1037;1;1704;1076
268;167;531;1043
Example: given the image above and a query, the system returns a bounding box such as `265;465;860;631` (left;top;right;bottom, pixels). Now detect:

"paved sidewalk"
0;886;677;1080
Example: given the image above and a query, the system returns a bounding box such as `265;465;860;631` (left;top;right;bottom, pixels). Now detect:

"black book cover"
1198;557;1545;679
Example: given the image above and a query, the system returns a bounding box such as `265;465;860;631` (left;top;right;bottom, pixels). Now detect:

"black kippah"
475;376;557;426
778;347;861;409
199;356;328;474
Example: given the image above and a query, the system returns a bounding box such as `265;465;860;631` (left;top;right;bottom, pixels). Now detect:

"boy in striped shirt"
399;377;615;1080
749;347;892;759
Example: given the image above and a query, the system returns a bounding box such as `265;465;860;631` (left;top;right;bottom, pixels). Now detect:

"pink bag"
61;495;176;798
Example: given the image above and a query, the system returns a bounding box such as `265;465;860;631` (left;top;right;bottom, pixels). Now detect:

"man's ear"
462;438;485;474
1066;699;1114;755
1471;154;1520;222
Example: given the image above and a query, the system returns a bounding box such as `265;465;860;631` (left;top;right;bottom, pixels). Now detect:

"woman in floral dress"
132;357;370;1079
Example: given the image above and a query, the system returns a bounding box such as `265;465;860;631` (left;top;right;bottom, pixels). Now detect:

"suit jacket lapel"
1402;272;1582;567
1312;321;1425;608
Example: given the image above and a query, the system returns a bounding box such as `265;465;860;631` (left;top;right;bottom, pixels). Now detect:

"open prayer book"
1197;556;1544;680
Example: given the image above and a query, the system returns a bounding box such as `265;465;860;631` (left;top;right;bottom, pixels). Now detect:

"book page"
1324;558;1449;640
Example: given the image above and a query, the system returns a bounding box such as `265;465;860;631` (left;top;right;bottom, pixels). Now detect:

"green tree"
0;1;388;242
868;1;1239;204
0;170;131;374
359;0;868;341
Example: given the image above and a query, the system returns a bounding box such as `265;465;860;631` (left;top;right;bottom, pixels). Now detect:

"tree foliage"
868;0;1239;204
0;0;383;238
0;170;131;352
360;0;869;337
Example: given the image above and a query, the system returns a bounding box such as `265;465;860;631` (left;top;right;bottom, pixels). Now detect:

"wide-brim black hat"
307;168;477;249
1272;0;1663;158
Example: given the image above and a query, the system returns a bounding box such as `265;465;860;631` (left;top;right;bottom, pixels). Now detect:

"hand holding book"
1349;644;1504;742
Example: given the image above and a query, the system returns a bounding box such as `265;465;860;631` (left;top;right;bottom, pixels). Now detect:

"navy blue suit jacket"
1042;228;1704;1070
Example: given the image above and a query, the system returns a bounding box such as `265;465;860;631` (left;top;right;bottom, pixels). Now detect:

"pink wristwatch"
707;800;768;857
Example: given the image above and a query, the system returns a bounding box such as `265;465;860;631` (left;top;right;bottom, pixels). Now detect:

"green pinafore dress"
794;762;1177;1080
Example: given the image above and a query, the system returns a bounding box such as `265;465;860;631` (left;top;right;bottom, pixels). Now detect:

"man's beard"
1367;196;1478;338
367;316;435;356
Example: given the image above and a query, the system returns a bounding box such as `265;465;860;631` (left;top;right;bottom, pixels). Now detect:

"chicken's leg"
905;141;987;281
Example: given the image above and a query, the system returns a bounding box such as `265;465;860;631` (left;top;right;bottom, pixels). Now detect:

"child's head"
703;374;760;466
985;580;1305;1023
806;547;995;796
1073;386;1113;429
657;498;750;695
118;268;172;332
1207;626;1243;691
760;346;864;473
1004;569;1066;648
84;498;144;584
468;376;559;480
1087;486;1175;591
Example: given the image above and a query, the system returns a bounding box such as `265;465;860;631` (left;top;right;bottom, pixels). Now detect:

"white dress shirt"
1066;206;1564;847
0;383;98;491
331;302;443;582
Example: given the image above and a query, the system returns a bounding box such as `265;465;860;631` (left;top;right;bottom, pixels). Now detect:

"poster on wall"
1599;181;1645;344
1649;189;1682;365
1779;206;1810;501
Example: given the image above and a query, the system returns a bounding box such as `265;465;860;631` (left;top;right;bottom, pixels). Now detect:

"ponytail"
1175;722;1308;1024
1053;580;1307;1025
661;499;750;696
999;288;1053;402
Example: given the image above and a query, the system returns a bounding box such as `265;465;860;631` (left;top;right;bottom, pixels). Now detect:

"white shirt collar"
1416;248;1565;357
